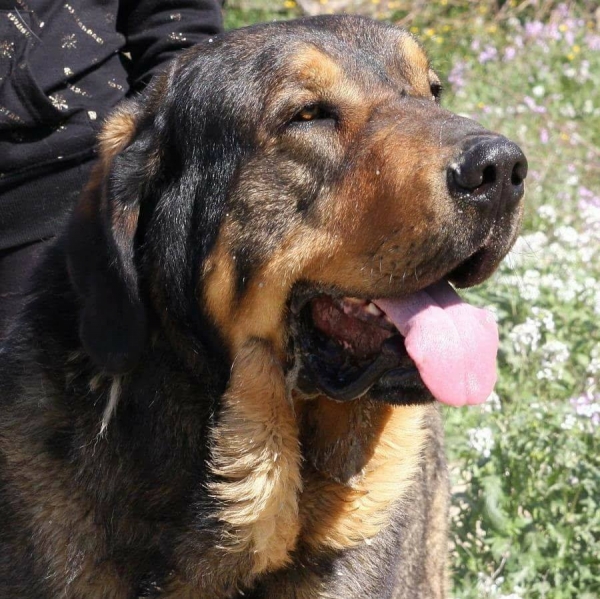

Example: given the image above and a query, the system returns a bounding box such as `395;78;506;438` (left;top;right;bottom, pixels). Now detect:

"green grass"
224;3;600;597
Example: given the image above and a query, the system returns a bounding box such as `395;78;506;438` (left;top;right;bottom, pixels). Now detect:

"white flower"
518;269;541;302
549;241;579;264
561;414;577;430
509;318;541;353
532;84;545;97
556;277;582;303
540;340;569;364
530;307;555;332
476;572;505;595
594;290;600;317
536;366;556;381
481;391;502;413
537;204;557;224
536;340;569;381
579;244;597;263
554;225;579;247
504;232;547;268
588;345;600;375
468;427;495;458
560;103;576;118
539;272;564;292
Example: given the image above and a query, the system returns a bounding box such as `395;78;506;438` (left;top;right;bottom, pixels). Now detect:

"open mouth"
292;251;500;407
295;295;426;405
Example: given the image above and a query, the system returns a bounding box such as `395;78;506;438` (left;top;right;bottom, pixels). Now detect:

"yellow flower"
487;25;497;34
567;53;575;61
435;37;444;44
424;27;435;37
477;102;485;109
283;0;296;7
440;0;448;5
572;45;581;54
442;24;451;32
410;26;419;34
560;133;569;141
558;24;568;33
478;5;488;14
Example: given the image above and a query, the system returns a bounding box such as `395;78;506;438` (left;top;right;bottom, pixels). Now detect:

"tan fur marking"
203;222;339;356
425;478;450;599
209;340;302;574
264;45;368;130
98;106;137;162
291;46;343;91
202;231;241;348
299;401;428;551
400;35;431;95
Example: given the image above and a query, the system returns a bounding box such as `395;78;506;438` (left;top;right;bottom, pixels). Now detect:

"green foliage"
224;0;299;30
436;8;600;597
225;3;600;597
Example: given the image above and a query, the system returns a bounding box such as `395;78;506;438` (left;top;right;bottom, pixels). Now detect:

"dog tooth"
365;303;383;317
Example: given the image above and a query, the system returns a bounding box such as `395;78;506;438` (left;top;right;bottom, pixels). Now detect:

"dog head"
67;15;526;407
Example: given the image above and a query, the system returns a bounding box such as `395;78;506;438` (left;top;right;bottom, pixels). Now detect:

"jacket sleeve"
117;0;224;90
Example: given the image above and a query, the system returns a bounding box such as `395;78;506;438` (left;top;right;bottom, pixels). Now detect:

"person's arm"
117;0;224;90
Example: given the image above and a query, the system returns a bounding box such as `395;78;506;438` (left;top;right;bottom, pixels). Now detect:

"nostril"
450;162;496;194
511;161;527;186
481;165;496;187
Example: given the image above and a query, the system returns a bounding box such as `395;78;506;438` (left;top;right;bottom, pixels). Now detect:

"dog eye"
430;82;443;102
291;103;336;124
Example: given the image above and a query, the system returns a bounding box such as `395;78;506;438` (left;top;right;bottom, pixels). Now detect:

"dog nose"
448;136;527;211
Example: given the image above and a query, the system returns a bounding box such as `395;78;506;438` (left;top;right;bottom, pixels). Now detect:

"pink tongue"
374;281;498;407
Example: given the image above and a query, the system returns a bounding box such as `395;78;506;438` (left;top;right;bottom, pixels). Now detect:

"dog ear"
67;103;148;374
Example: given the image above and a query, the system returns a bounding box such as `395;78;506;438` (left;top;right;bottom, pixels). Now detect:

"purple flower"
578;186;600;209
448;61;467;91
556;3;570;19
546;23;561;42
478;45;498;63
504;46;517;61
529;169;542;181
523;96;546;114
525;21;544;39
570;392;600;427
586;34;600;52
539;128;549;144
513;34;524;48
564;30;575;46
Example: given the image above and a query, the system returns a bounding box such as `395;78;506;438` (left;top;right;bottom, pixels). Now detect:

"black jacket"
0;0;223;249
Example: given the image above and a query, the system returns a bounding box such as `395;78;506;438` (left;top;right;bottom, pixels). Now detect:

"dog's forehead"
275;26;432;95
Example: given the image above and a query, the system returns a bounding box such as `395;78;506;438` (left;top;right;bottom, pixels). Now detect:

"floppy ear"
67;103;148;374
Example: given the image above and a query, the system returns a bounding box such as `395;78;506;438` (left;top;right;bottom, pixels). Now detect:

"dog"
0;15;526;599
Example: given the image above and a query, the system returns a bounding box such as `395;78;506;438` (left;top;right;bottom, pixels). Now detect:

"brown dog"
0;15;526;599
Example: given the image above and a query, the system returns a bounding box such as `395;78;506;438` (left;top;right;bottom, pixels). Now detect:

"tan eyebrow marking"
398;34;431;96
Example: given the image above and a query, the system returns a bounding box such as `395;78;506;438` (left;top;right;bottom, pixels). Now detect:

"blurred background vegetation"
224;2;599;598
